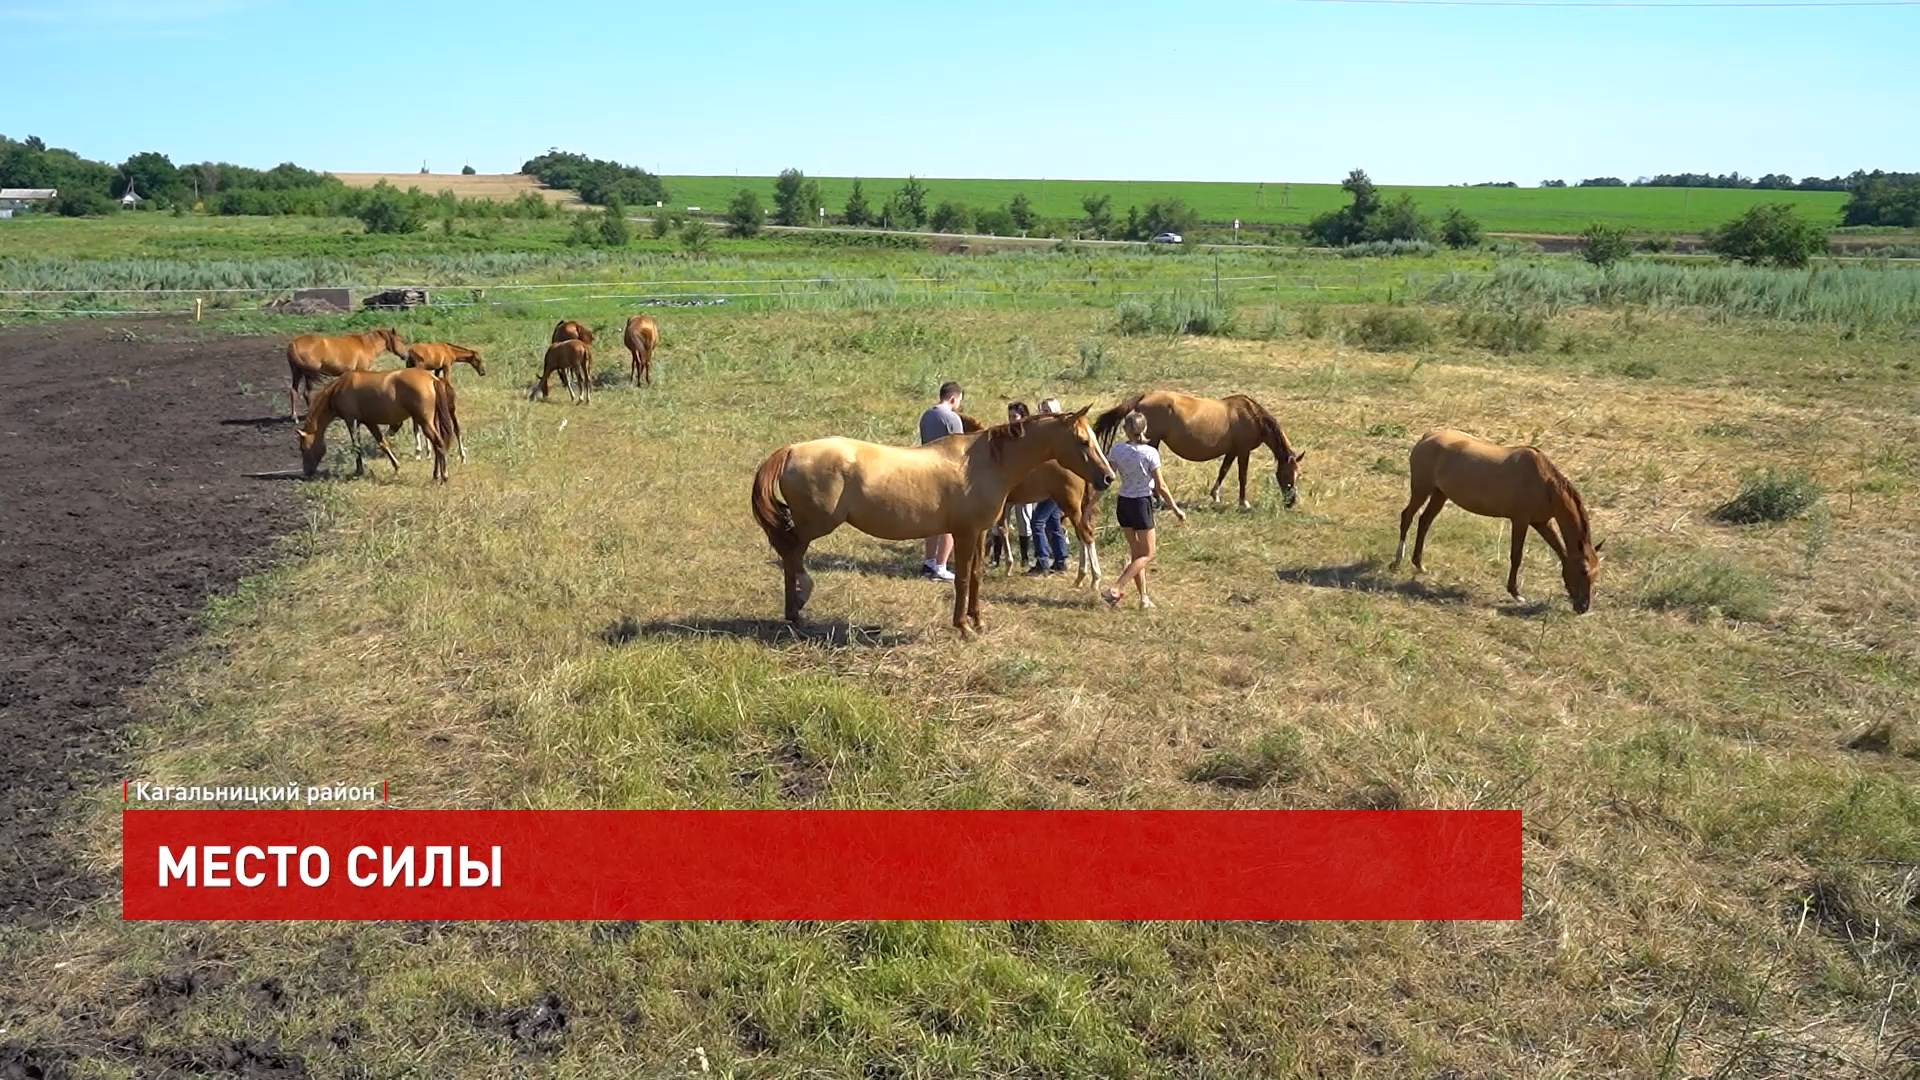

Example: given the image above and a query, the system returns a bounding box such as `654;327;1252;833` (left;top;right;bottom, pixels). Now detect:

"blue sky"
4;0;1915;183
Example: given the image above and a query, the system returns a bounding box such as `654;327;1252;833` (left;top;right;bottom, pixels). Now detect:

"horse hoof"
1239;501;1252;511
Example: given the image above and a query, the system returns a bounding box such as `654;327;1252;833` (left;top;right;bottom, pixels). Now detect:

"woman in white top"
1103;410;1186;609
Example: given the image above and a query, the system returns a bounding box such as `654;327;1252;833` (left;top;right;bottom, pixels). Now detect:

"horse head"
1049;406;1114;492
1275;448;1306;508
377;328;404;356
1561;536;1603;614
464;349;486;376
297;427;325;477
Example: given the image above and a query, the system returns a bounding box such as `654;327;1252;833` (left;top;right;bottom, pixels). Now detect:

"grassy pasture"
0;223;1917;1078
657;175;1852;235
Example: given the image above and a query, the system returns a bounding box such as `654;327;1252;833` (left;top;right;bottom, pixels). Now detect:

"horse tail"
751;446;801;557
430;376;456;451
1092;394;1142;447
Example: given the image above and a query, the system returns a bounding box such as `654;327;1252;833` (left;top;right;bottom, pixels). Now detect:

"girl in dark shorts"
1102;410;1185;609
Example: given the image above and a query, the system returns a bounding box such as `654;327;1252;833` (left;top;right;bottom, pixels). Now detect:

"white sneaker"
931;564;956;582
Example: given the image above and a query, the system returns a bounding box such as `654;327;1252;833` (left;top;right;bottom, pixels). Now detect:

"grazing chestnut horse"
1094;390;1305;508
298;368;455;482
958;413;1106;590
752;408;1116;636
551;319;595;345
1390;429;1603;612
623;314;660;386
286;328;404;421
405;341;486;381
529;339;593;404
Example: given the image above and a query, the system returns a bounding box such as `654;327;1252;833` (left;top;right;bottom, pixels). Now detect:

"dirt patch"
0;322;303;920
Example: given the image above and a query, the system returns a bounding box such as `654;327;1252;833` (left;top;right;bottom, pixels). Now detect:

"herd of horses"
280;317;1602;637
752;391;1601;636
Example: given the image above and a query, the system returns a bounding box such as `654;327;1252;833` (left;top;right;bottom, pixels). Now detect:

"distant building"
0;187;58;218
120;184;144;208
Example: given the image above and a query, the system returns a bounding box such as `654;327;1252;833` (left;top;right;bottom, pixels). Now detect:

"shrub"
566;212;598;247
772;167;822;227
973;206;1016;236
1638;234;1673;253
1704;204;1828;268
1440;207;1482;249
1187;728;1306;789
597;201;630;246
726;189;762;238
928;200;972;234
1008;194;1037;233
1300;306;1329;339
841;179;872;227
649;211;674;239
1351;308;1437;351
1711;469;1821;524
1073;340;1109;380
1453;308;1548;354
53;190;116;217
1138;198;1200;239
1336;239;1435;258
460;164;476;175
892;176;929;228
1113;292;1237;337
1640;556;1773;621
1081;194;1113;239
356;182;424;234
679;218;712;254
1579;223;1633;267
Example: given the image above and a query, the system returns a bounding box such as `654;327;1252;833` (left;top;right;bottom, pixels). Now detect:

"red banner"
122;809;1520;920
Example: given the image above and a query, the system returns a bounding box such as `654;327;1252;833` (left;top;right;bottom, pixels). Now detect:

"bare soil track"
0;322;301;920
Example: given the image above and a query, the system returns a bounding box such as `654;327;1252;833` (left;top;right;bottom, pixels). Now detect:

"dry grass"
2;294;1916;1078
329;171;581;207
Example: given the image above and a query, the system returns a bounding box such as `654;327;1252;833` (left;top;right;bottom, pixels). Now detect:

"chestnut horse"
551;319;595;345
1390;429;1603;612
298;368;455;482
623;314;659;386
405;341;486;381
286;328;404;421
529;339;593;404
751;408;1115;636
1094;390;1305;508
958;413;1105;590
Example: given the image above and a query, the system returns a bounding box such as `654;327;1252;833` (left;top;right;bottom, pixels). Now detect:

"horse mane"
1226;394;1292;457
954;412;1071;462
1542;457;1592;545
302;377;345;431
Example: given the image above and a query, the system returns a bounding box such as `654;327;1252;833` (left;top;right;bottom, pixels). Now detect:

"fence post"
194;298;203;323
1213;254;1221;307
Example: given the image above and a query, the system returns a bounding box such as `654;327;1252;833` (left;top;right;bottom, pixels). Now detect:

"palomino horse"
623;314;659;386
286;328;405;421
405;341;486;381
958;413;1106;590
529;339;593;404
1390;429;1603;612
298;368;456;482
551;319;595;345
751;408;1116;636
1094;390;1305;508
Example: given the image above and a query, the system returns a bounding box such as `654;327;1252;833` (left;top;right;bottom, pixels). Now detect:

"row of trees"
1578;203;1831;269
1532;170;1901;193
1304;171;1483;249
519;150;666;208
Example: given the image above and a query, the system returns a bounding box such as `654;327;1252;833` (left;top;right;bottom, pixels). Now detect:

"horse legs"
1409;492;1448;572
1209;457;1232;504
347;421;366;476
1507;520;1529;602
968;531;986;632
366;426;403;474
1393;477;1437;569
951;530;980;637
781;544;814;625
1236;452;1251;510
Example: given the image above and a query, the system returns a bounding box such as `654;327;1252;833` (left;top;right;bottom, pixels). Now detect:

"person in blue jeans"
1027;397;1070;575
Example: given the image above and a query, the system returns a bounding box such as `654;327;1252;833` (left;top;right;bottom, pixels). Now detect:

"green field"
2;217;1917;1077
658;175;1850;235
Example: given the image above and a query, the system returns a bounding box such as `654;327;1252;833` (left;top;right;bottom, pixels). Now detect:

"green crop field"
657;175;1851;235
2;213;1916;1078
